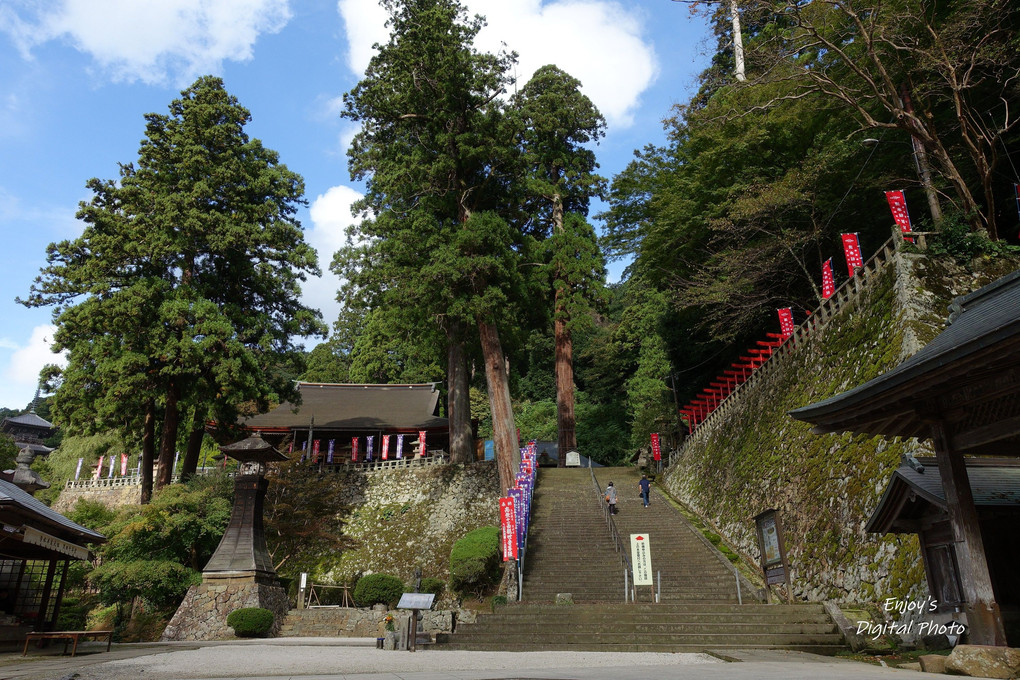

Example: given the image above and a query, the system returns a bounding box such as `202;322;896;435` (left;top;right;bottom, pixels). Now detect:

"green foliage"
449;526;501;596
21;75;324;499
927;211;1020;263
416;577;446;596
353;573;405;607
67;498;117;531
226;607;274;637
491;594;508;612
88;474;232;611
0;434;17;474
31;432;130;506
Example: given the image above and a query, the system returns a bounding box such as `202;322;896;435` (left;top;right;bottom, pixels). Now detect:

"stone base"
161;578;290;641
945;644;1020;679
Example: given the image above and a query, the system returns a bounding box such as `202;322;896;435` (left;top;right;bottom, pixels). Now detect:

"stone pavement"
0;638;922;680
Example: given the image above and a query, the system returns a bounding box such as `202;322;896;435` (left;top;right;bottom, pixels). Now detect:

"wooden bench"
22;630;113;657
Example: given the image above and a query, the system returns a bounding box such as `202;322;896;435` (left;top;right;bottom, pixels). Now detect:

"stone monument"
162;434;290;640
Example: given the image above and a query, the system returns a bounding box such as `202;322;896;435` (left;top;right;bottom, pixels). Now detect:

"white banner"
630;533;653;586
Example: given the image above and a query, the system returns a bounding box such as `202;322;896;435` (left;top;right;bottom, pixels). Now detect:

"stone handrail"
670;235;899;466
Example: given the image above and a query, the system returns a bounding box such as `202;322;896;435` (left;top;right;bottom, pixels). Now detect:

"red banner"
777;308;795;337
120;453;128;476
352;437;359;462
381;435;390;460
885;190;913;242
650;433;661;461
500;497;518;560
822;258;835;299
841;233;864;273
312;439;320;462
418;430;427;456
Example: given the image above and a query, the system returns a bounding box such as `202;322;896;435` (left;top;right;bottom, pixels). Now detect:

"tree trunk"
730;0;746;82
155;382;181;491
447;327;474;464
554;296;577;465
140;399;156;504
180;406;205;481
551;193;577;465
477;319;519;491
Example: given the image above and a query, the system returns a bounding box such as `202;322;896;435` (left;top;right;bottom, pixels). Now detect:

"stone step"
430;642;846;654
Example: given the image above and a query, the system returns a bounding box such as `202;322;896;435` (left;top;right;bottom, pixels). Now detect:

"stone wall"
662;252;1018;604
161;578;290;641
53;481;141;512
318;462;500;587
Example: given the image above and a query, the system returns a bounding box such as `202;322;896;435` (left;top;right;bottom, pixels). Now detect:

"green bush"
353;573;404;607
417;577;445;596
226;607;274;637
449;527;501;596
491;595;508;612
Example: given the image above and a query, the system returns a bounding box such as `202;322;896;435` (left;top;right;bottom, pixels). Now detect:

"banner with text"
885;190;913;242
777;307;795;338
500;497;518;560
822;258;835;299
650;433;661;461
841;233;864;273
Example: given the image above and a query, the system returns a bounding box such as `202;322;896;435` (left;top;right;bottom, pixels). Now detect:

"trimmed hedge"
353;573;404;607
417;577;445;596
449;526;500;596
226;607;274;637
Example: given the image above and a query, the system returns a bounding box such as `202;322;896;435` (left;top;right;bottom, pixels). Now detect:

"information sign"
397;593;435;610
630;533;653;586
565;450;580;467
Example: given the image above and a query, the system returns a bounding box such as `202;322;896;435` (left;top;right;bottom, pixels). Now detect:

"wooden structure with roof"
1;412;55;458
866;456;1020;644
242;382;450;458
0;479;104;638
790;268;1020;646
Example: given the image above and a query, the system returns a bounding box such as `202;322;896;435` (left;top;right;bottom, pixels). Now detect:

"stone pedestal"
161;574;289;641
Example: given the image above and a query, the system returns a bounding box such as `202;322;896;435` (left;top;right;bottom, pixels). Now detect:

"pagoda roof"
789;268;1020;445
220;434;288;463
2;412;54;431
243;382;448;432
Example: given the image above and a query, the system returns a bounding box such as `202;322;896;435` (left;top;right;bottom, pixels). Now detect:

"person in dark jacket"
638;474;651;508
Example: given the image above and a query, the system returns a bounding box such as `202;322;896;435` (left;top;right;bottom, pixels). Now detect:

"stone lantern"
162;433;290;640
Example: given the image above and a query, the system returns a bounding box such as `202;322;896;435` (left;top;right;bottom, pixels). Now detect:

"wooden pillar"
36;560;57;632
930;418;1007;645
49;561;70;631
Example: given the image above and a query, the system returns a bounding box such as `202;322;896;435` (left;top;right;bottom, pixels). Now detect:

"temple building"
1;411;56;459
241;382;450;461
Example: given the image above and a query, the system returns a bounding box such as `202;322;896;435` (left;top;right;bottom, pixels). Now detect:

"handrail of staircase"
588;461;633;581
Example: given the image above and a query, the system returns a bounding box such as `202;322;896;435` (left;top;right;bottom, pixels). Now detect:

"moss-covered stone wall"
662;252;1018;604
319;462;500;588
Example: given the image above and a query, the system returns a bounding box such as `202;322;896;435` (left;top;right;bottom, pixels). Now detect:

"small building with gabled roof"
790;267;1020;646
1;412;56;457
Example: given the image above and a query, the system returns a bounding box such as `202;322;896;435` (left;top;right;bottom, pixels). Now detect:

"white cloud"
2;0;292;84
337;0;658;128
0;325;66;409
302;184;365;325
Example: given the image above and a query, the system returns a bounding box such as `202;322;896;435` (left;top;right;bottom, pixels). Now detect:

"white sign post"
630;533;653;592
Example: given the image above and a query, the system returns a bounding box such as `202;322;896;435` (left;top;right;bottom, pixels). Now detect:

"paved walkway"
0;638;920;680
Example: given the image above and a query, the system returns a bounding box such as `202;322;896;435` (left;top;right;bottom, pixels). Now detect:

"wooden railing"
669;235;900;466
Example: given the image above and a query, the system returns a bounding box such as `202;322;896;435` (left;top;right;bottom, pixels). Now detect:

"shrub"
449;527;501;596
491;595;508;612
226;607;274;637
353;573;404;607
417;577;445;596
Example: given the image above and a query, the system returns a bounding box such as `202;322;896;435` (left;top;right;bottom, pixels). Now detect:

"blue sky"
0;0;712;411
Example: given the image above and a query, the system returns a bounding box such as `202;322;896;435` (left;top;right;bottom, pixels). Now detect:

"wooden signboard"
754;509;792;602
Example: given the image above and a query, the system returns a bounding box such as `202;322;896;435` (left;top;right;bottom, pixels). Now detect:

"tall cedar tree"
515;65;606;463
339;0;522;487
22;77;324;502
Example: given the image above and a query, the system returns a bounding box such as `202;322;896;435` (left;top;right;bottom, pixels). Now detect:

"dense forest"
308;0;1020;466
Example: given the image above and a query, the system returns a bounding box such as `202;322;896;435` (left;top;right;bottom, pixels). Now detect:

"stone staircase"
433;466;847;653
602;467;742;603
519;467;627;602
433;602;845;653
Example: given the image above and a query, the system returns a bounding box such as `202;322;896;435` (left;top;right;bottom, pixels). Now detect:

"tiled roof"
0;479;105;543
243;382;447;432
790;267;1020;439
2;412;54;430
